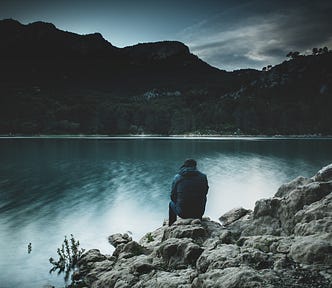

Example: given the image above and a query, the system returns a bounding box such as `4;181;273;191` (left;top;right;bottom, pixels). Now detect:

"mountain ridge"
0;19;331;135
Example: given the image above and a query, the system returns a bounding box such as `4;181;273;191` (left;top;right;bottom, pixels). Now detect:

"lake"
0;137;331;287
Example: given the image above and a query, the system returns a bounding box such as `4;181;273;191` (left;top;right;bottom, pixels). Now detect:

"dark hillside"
0;19;331;135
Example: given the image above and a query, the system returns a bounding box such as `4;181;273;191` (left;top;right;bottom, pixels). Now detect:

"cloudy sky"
1;0;331;71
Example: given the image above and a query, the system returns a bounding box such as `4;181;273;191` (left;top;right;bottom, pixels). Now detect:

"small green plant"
49;234;85;282
146;232;154;243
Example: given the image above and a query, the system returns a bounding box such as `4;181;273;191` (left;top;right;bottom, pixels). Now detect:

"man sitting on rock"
169;159;209;226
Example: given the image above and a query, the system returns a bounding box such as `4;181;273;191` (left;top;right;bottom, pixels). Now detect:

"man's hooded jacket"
171;166;209;218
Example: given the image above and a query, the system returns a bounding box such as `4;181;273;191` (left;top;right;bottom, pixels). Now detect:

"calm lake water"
0;137;331;287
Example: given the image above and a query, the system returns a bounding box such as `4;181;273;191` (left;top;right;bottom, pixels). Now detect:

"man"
169;159;209;226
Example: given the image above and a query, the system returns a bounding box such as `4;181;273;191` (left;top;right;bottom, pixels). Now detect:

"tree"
286;51;300;59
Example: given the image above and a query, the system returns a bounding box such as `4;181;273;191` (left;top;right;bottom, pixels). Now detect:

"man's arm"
204;174;209;194
170;174;181;202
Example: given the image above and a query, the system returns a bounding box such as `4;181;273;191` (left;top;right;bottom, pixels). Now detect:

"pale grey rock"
157;237;203;268
277;181;332;234
293;192;332;236
129;255;155;275
139;226;165;249
191;219;202;225
134;269;195;288
253;198;280;219
238;247;274;270
275;176;313;198
241;216;282;236
240;235;282;253
162;224;207;242
289;233;332;265
197;244;240;272
73;163;332;288
192;266;277;288
79;249;107;264
108;233;132;248
113;241;147;259
219;207;251;226
313;163;332;182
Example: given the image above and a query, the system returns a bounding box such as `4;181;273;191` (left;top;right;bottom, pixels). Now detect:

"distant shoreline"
1;134;332;140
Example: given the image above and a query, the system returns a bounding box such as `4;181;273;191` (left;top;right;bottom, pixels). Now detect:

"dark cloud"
180;0;332;70
1;0;331;70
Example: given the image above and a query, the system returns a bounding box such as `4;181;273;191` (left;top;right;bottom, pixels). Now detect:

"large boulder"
73;164;332;288
219;207;251;226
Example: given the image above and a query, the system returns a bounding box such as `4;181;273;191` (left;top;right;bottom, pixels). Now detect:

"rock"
196;244;240;273
162;224;208;242
313;163;332;182
293;193;332;236
78;249;107;264
240;235;282;253
72;164;332;288
219;207;251;225
275;176;313;198
108;233;132;248
278;181;332;234
289;233;332;265
192;266;277;288
129;255;155;274
113;241;147;259
157;238;203;268
134;268;195;288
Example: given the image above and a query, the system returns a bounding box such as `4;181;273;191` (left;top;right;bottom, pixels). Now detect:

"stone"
78;249;107;264
196;244;240;273
277;181;332;234
113;241;147;259
275;176;313;198
157;238;203;268
192;266;277;288
289;233;332;265
134;269;195;288
219;207;251;225
72;163;332;288
108;233;132;248
312;163;332;182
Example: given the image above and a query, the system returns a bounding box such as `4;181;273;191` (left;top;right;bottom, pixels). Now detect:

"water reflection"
0;138;331;287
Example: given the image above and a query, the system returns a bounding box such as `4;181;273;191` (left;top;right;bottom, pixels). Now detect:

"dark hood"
179;166;198;177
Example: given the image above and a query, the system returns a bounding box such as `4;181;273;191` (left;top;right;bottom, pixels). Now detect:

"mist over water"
0;138;331;287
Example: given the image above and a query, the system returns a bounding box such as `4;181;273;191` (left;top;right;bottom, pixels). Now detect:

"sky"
1;0;331;71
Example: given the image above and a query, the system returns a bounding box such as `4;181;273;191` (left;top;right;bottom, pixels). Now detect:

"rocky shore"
74;164;332;288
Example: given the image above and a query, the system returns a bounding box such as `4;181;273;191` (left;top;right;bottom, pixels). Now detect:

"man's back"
171;163;209;219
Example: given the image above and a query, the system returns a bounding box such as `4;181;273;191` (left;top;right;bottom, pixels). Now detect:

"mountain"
0;19;331;135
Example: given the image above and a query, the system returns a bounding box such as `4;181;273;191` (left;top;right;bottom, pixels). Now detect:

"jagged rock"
219;207;251;225
312;163;332;182
240;235;282;253
133;268;196;288
78;249;108;264
192;266;278;288
290;233;332;265
278;181;332;234
129;255;155;274
73;164;332;288
275;176;313;198
197;244;240;272
162;223;208;242
157;238;203;268
228;215;282;237
108;233;132;248
294;193;332;236
253;198;280;218
113;241;147;259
